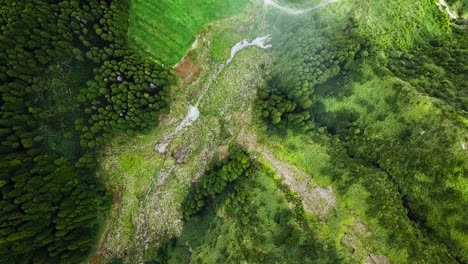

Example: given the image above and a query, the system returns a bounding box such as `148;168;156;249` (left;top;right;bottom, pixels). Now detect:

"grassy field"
351;0;446;48
128;0;249;66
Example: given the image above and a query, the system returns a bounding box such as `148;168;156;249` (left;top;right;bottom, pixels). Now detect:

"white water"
174;106;200;134
437;0;458;19
227;35;272;64
263;0;338;15
155;35;272;153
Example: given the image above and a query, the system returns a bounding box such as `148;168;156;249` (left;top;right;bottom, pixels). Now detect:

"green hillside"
128;0;249;65
1;0;467;263
257;0;468;261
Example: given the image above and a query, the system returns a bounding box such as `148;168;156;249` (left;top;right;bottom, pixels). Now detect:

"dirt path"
263;0;338;15
237;129;336;218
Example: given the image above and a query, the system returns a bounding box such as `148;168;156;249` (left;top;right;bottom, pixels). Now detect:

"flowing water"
131;0;434;259
154;35;272;153
154;0;344;152
437;0;458;19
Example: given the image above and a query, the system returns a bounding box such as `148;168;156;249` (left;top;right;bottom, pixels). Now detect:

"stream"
137;35;273;260
154;35;272;154
437;0;458;19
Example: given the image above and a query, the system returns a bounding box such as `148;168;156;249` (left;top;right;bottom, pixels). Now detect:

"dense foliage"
387;26;468;112
1;0;466;263
446;0;468;17
181;146;251;219
257;16;368;131
0;0;172;263
159;155;340;263
256;2;467;262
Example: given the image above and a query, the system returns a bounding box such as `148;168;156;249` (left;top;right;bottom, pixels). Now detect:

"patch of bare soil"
175;57;202;86
236;129;336;218
217;145;229;160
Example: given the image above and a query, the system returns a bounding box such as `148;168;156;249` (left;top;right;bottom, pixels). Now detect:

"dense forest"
155;147;341;263
256;1;468;262
1;0;467;263
0;0;172;263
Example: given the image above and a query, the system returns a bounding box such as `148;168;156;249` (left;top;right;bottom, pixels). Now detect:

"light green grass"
257;130;333;186
252;128;381;262
96;130;168;254
128;0;249;65
351;0;446;47
210;29;243;62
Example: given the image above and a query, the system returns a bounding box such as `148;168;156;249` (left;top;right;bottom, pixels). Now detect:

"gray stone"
172;147;188;164
366;254;391;264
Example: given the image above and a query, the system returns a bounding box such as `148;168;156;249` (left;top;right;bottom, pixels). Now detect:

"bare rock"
353;219;371;237
172;147;188;164
154;142;168;154
366;254;391;264
341;233;357;253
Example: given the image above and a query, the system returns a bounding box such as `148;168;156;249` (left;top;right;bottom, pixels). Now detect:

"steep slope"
257;0;468;261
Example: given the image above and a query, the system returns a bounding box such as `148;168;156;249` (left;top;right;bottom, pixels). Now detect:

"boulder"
366;254;391;264
172;147;188;164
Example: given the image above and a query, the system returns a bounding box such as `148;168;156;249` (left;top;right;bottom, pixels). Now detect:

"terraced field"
128;0;249;65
